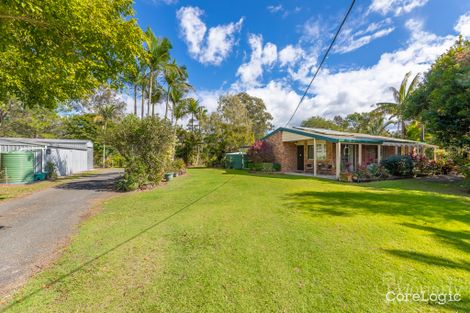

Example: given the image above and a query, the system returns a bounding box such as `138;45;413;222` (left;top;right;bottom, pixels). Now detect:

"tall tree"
143;28;171;117
186;98;200;133
405;39;470;151
0;0;143;109
374;71;420;138
236;92;273;139
164;61;191;120
95;104;120;168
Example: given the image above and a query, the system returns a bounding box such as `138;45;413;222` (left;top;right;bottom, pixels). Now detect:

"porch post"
313;138;317;176
377;145;382;164
336;142;341;179
395;146;398;155
358;144;362;166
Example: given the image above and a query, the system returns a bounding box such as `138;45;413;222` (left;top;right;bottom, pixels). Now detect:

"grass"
0;168;118;202
2;169;469;312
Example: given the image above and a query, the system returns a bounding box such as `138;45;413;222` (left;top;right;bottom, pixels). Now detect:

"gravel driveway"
0;170;122;295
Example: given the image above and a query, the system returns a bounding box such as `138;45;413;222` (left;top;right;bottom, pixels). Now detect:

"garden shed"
225;152;247;169
0;137;93;180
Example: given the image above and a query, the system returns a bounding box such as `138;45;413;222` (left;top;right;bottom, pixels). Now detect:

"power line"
284;0;356;127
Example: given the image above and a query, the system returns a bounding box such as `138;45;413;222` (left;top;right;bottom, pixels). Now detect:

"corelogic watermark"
379;272;463;306
385;289;461;305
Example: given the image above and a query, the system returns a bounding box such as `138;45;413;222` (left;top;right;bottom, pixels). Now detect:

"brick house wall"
264;131;297;172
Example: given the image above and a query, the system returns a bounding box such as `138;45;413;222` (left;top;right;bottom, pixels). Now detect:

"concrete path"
0;170;122;295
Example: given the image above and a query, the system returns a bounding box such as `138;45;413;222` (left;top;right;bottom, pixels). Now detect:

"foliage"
405;39;470;152
45;161;58;181
0;105;62;137
301;112;392;136
171;159;186;174
380;155;414;176
247;140;275;163
0;0;143;109
115;174;138;192
236;92;273;139
301;115;345;130
374;71;421;138
109;115;174;189
203;95;254;165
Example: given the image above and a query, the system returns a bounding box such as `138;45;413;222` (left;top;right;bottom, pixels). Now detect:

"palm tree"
194;105;207;165
186;98;200;133
144;28;172;117
164;61;191;120
95;104;119;168
366;114;394;136
173;96;190;128
374;71;420;138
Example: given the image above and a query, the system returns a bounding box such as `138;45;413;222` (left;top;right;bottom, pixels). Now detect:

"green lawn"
2;169;469;312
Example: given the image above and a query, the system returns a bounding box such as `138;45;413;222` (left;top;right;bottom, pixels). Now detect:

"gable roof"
263;127;437;146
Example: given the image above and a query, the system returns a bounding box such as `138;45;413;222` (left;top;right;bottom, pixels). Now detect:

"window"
308;143;327;160
316;143;326;160
307;145;314;159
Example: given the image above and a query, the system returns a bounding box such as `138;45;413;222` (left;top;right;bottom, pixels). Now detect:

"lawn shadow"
283;190;470;225
384;249;470;272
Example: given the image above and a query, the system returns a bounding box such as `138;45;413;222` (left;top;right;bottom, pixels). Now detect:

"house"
263;127;438;179
0;137;93;177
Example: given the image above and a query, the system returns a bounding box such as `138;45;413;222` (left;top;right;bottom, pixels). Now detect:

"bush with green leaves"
381;155;414;177
171;159;186;174
110;115;174;190
45;161;58;181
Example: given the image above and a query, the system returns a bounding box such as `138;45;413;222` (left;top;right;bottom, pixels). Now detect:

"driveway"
0;170;122;295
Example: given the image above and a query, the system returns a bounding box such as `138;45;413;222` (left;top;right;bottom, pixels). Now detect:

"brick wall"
264;131;297;172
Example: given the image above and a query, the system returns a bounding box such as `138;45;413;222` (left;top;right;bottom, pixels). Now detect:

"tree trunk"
165;86;170;120
133;84;137;116
401;120;406;138
420;123;425;142
149;72;154;116
141;83;145;119
102;143;106;168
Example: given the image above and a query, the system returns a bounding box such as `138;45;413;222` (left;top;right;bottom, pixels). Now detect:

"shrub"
247;140;275;163
45;161;58;181
110;115;174;190
381;155;414;176
115;174;139;192
171;158;186;174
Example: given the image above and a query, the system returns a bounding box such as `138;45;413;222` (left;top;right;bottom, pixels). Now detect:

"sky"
130;0;470;127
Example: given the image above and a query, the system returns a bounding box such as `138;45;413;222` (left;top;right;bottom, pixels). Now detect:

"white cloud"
368;0;428;16
176;6;243;65
267;4;283;13
229;19;457;127
279;45;305;67
335;25;395;54
235;34;278;87
302;18;322;42
455;12;470;38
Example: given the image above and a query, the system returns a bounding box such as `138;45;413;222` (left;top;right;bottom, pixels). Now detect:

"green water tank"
1;151;35;184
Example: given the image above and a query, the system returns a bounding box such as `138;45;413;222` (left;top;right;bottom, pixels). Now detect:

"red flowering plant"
247;140;275;163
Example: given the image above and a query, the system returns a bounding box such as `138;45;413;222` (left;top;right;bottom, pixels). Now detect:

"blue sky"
132;0;470;126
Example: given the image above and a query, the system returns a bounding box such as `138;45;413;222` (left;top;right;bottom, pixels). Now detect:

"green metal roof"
263;127;433;145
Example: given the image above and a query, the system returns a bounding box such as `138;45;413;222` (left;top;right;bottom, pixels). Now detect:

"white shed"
0;137;94;176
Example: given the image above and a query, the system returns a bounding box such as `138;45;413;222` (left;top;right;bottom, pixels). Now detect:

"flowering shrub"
381;155;414;176
247;140;275;163
352;163;389;181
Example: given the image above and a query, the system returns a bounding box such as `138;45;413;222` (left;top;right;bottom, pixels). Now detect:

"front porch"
290;140;431;179
263;127;438;180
